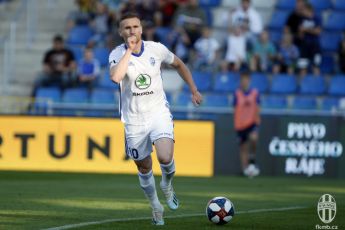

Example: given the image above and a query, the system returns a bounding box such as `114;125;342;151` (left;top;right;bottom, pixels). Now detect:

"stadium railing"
0;0;37;96
24;99;345;118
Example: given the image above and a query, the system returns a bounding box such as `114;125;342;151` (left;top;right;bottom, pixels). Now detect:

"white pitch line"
42;206;306;230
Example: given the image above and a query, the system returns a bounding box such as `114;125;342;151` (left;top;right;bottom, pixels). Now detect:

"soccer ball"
206;196;235;225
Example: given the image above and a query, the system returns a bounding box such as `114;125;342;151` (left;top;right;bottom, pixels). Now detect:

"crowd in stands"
32;0;345;115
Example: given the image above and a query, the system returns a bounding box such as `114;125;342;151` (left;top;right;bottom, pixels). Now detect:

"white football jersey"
109;41;175;124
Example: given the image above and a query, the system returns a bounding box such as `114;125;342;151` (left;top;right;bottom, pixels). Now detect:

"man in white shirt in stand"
231;0;263;49
109;12;202;225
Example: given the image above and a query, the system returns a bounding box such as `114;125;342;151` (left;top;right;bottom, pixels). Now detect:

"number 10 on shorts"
126;146;139;159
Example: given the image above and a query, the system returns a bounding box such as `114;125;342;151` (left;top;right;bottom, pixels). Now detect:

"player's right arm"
110;36;138;83
110;49;132;83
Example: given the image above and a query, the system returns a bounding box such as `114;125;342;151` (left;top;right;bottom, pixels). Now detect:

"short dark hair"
304;2;314;11
240;70;251;78
53;34;63;42
118;12;141;27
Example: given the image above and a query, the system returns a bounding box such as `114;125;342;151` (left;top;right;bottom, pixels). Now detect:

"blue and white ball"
206;196;235;225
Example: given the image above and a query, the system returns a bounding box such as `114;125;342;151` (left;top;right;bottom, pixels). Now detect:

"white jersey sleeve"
156;43;174;65
109;45;126;69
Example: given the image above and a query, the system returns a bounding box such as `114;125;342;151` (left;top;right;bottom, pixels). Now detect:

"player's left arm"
170;55;202;106
256;91;261;115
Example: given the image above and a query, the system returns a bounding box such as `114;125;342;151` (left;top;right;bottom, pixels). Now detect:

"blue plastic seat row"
35;87;118;104
276;0;336;10
35;86;342;112
262;95;340;110
191;71;345;96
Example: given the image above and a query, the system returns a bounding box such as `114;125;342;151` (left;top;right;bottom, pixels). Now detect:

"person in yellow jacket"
233;71;260;177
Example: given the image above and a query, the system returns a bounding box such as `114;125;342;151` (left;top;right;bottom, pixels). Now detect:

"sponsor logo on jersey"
132;91;154;96
135;74;151;90
150;57;155;66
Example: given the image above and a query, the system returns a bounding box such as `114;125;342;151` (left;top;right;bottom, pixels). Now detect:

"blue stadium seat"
34;87;61;114
203;93;229;107
300;75;326;95
320;54;335;74
67;26;94;46
154;27;173;49
201;7;213;26
93;47;110;67
250;73;269;93
292;96;317;110
309;0;332;10
183;71;212;92
69;46;83;62
321;97;339;110
198;0;221;7
97;71;119;89
268;10;290;30
62;88;89;103
174;92;193;106
269;29;283;46
35;87;61;102
323;12;345;31
334;0;345;11
213;72;240;93
276;0;295;10
328;76;345;96
90;89;116;104
271;74;297;94
320;32;342;52
262;95;288;109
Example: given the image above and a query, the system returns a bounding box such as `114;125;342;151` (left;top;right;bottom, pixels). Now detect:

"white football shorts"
124;112;174;161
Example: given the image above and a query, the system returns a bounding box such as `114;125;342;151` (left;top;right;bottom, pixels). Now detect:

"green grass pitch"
0;171;344;230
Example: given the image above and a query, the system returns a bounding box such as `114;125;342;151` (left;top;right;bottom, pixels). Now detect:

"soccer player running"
233;71;260;177
109;13;202;225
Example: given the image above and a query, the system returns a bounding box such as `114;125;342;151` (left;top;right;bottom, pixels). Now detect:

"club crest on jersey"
135;74;151;90
129;61;134;66
149;57;155;66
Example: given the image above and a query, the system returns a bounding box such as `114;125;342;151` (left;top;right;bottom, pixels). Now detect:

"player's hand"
192;90;202;107
127;35;138;52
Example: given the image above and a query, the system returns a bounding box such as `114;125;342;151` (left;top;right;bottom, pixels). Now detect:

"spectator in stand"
273;32;300;75
102;0;122;14
142;21;159;42
76;47;100;90
193;27;220;72
32;35;76;96
221;25;247;72
231;0;263;50
136;0;159;26
66;0;96;32
250;30;277;73
284;0;306;48
338;33;345;73
155;0;179;27
88;1;112;48
119;0;137;17
172;0;207;49
297;3;322;76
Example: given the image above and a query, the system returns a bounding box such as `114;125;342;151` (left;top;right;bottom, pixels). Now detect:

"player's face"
240;76;250;90
119;17;142;43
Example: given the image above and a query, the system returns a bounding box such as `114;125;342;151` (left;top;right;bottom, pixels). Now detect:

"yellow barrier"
0;116;214;177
